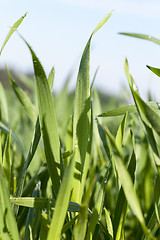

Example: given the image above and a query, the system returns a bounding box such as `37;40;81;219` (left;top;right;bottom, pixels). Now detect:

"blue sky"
1;1;160;100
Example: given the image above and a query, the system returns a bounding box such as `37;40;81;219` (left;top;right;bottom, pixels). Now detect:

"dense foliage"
1;12;160;240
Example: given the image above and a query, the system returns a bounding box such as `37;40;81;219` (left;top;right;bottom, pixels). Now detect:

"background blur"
1;0;160;100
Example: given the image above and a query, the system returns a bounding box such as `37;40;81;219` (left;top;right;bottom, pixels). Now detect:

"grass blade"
124;58;160;137
0;121;23;152
2;130;11;190
48;66;55;89
86;169;108;240
11;197;80;212
102;126;151;236
98;101;160;118
72;11;113;203
115;112;128;152
0;165;20;240
22;37;61;196
119;33;160;45
6;65;37;123
0;82;8;122
14;59;54;204
24;183;40;240
0;12;27;55
147;65;160;77
13;117;41;215
47;155;75;240
98;104;136;117
113;148;136;240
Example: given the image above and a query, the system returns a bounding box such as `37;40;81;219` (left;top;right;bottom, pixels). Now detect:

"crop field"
1;12;160;240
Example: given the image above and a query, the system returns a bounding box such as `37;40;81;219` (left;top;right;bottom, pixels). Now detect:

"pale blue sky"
1;1;160;100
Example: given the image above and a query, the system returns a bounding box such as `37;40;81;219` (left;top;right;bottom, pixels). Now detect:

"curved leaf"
119;33;160;45
0;12;27;55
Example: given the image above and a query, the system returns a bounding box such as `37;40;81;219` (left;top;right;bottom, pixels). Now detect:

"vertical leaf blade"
72;12;113;203
22;38;61;196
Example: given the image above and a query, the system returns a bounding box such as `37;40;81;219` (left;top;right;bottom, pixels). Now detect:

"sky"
1;0;160;100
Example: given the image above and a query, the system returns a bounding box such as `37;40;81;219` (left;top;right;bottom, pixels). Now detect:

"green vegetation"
1;12;160;240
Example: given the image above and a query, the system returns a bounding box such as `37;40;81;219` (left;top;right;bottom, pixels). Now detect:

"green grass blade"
102;126;150;235
72;12;113;203
48;66;55;89
115;112;128;152
73;205;88;240
0;12;27;55
98;101;160;118
14;62;54;204
22;37;61;196
147;65;160;77
13;117;41;215
113;155;148;234
98;105;137;117
0;165;20;240
62;215;79;234
93;12;113;35
2;130;11;190
6;65;37;123
0;131;2;166
97;120;111;161
11;197;80;212
24;183;40;240
119;32;160;45
0;121;23;152
124;58;160;136
73;177;96;240
47;155;75;240
113;149;136;240
104;207;113;239
39;212;50;240
86;170;107;240
0;82;8;122
90;67;99;92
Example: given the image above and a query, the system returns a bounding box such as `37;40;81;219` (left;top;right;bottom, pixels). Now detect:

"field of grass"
1;12;160;240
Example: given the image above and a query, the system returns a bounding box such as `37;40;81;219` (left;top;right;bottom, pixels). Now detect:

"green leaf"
0;12;27;55
86;169;108;240
0;131;2;166
124;58;160;165
0;165;20;240
102;125;148;234
2;130;11;190
124;58;160;136
24;183;40;240
113;148;136;240
47;155;76;240
104;207;113;239
22;37;61;197
119;32;160;45
98;104;136;117
11;196;80;212
14;61;54;209
0;121;23;152
73;176;96;240
39;212;50;240
13;117;41;215
6;65;37;123
48;66;55;89
115;112;128;152
98;101;160;118
72;11;113;203
147;65;160;77
96;120;111;162
0;82;8;122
